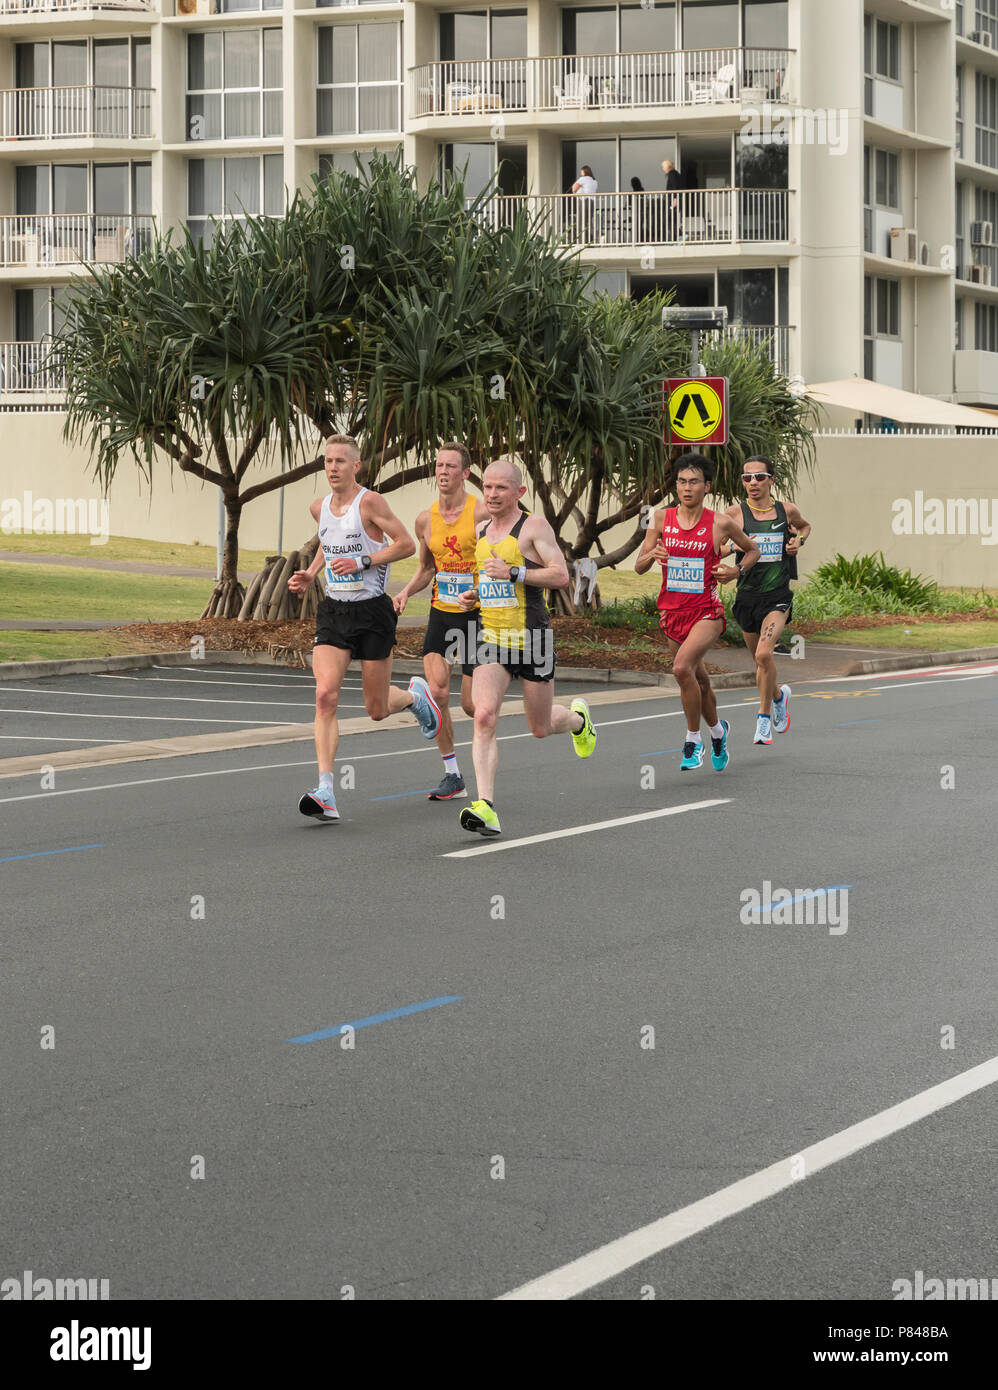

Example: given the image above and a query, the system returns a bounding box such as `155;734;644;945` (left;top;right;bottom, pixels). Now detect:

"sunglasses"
742;472;771;483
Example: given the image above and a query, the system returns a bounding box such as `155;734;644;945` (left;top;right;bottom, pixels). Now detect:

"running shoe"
711;720;731;771
569;698;597;758
299;787;340;820
408;676;442;739
680;740;705;771
772;684;791;734
460;800;501;836
428;772;467;800
754;714;773;745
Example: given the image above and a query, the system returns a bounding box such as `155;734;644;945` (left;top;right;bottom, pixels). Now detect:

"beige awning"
805;378;998;429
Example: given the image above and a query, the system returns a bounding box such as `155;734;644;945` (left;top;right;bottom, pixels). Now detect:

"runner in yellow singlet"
394;442;489;799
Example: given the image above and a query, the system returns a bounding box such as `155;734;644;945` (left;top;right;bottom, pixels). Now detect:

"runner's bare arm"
288;499;327;592
359;492;417;567
634;510;669;575
713;514;761;584
479;516;569;589
393;511;435;612
784;502;812;554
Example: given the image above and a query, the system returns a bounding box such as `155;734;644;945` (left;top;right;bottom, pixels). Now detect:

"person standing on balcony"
571;165;597;242
661;158;683;242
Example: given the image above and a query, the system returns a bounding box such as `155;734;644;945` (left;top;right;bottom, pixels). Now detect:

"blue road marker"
287;995;463;1044
744;885;853;918
0;843;105;865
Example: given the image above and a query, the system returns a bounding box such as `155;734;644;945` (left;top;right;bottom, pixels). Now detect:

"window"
956;179;965;279
975;1;998;47
220;0;282;10
187;29;282;141
874;148;900;209
874;19;900;81
976;73;998;169
875;277;900;337
717;267;776;325
736;135;788;190
682;0;739;49
317;24;401;136
318;146;400;181
956;66;964;158
187;154;284;246
974;185;998;279
440;141;498;198
975;302;998;352
743;1;788;50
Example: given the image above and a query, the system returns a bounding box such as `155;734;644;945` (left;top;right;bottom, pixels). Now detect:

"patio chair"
555;72;591;109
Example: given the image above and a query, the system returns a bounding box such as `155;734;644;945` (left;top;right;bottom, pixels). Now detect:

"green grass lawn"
0;562;212;621
0;532;278;571
808;621;998;651
0;630;150;663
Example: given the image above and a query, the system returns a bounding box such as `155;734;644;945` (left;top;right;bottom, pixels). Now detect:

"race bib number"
478;577;516;609
666;556;705;594
325;561;363;595
751;532;784;564
436;571;474;604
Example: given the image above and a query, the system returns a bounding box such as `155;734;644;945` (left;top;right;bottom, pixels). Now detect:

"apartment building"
0;0;993;412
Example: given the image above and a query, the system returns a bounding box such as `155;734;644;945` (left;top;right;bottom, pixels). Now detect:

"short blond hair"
325;434;361;461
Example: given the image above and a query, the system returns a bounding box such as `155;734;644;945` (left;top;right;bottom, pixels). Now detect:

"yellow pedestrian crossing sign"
666;376;729;446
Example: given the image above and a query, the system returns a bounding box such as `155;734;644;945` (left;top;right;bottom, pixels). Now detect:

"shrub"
813;552;938;611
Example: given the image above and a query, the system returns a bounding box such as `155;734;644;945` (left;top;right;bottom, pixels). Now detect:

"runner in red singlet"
635;452;760;773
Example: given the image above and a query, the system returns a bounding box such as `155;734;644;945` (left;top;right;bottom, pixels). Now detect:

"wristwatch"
361;555;372;570
509;565;522;583
736;562;746;578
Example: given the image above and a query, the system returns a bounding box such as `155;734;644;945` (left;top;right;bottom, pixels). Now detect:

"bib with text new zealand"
666;556;706;594
479;577;516;608
750;532;784;563
436;571;474;604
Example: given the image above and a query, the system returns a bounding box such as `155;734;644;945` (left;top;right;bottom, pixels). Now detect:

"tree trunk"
221;494;241;587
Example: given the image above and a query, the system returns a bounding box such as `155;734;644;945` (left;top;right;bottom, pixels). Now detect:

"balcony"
0;340;63;399
0;86;153;141
725;324;793;377
474;188;791;249
410;47;793;120
0;213;154;269
0;0;153;13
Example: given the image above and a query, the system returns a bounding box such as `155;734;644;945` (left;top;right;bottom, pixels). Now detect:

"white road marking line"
96;674;351;692
0;708;295;725
442;800;730;858
499;1053;998;1301
866;675;994;693
0;685;328;709
838;662;998;682
0;735;131;743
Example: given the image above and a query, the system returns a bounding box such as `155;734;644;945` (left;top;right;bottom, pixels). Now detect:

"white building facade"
0;0;993;409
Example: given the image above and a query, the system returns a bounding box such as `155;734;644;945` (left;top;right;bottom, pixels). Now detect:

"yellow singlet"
474;514;548;651
428;495;479;613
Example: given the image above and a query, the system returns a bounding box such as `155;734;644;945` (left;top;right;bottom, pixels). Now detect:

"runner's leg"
671;619;723;733
519;679;583;737
470;662;512;804
313;644;352;772
424;652;456;755
754;610;788;715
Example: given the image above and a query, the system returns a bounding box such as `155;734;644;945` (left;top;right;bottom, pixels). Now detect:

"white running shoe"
772;685;791;734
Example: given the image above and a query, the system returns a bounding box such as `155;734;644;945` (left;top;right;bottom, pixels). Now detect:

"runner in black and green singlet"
724;456;812;747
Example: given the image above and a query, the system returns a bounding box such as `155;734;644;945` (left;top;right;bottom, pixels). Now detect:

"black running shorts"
314;592;397;661
732;587;794;636
422;606;478;677
474;625;556;683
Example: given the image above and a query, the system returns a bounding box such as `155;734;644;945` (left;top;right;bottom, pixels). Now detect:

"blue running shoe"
772;684;791;734
680;740;705;771
299;787;340;820
408;676;442;739
754;714;773;745
711;719;731;771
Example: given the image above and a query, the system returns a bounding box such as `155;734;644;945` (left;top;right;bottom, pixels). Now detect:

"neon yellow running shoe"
570;698;597;758
460;800;501;837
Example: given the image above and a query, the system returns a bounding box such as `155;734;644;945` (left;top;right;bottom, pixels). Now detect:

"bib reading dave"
474;514;554;682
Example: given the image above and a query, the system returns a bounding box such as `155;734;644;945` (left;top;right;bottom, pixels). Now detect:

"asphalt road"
0;661;995;1300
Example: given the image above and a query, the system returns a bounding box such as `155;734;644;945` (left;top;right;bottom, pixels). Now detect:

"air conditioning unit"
889;227;918;262
919;240;930;266
970;264;994;285
971;220;994;246
969;30;994;47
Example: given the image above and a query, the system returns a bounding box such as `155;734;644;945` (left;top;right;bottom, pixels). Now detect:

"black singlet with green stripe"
735;500;795;594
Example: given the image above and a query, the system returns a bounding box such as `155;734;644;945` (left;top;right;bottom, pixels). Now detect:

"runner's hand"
458;587;479;610
393;591;408;615
288;569;313;593
651;541;669;565
711;563;739;585
329;556;359;576
482;548;511;580
785;534;801;556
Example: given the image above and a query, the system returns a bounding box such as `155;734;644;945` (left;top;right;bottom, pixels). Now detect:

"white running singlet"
318;487;389;601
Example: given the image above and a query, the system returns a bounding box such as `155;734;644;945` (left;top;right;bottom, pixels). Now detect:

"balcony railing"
0;0;153;13
725;324;792;376
473;189;790;248
411;46;793;119
0;87;153;141
0;213;154;268
0;341;63;396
